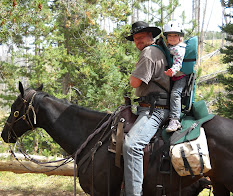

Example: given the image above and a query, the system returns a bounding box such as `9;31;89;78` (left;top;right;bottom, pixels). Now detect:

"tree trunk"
197;0;201;68
200;0;208;60
161;0;163;25
220;0;228;24
0;160;74;176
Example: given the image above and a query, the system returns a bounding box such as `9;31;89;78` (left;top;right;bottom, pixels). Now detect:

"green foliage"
220;24;233;64
216;91;233;119
18;129;63;156
204;42;217;53
196;85;214;102
0;0;192;155
216;22;233;119
204;31;222;40
194;67;215;103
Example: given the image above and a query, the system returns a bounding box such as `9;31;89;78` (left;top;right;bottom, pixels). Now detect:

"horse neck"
35;95;108;155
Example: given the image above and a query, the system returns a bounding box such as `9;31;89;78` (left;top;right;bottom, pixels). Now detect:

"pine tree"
216;7;233;119
0;0;190;154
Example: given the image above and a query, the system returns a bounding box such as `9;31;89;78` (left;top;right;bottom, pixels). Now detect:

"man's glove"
164;68;173;77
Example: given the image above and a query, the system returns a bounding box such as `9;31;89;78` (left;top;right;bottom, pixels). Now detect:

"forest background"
0;0;232;157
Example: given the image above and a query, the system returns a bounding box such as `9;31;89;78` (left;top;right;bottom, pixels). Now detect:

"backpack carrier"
152;36;198;113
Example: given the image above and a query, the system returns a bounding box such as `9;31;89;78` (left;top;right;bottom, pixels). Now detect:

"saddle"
108;96;165;175
108;97;215;177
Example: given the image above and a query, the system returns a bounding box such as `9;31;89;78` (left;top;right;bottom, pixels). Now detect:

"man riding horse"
123;21;170;196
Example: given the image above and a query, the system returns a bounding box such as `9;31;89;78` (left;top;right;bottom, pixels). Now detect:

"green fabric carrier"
152;36;198;75
151;43;171;66
151;39;172;68
181;36;198;75
162;100;215;145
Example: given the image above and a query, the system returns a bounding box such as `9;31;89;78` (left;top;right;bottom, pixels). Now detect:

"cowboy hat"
125;21;161;41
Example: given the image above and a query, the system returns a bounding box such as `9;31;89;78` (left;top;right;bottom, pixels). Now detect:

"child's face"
167;33;181;45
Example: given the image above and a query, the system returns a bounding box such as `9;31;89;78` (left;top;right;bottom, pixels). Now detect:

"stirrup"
156;184;165;196
159;154;171;174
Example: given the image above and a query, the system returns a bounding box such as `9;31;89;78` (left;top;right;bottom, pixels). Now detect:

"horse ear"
19;81;24;98
36;84;43;91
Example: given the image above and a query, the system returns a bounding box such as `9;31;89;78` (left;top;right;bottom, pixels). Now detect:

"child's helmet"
163;21;184;36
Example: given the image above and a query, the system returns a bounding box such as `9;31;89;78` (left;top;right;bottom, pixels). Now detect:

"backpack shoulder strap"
151;37;173;68
151;44;166;56
153;81;170;94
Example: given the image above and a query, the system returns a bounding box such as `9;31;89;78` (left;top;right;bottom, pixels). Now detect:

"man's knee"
123;137;132;154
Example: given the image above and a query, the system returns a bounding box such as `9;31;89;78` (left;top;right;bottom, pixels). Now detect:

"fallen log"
0;152;65;161
0;160;75;176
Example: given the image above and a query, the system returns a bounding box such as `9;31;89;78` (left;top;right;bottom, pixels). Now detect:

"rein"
6;90;74;173
73;105;131;196
6;89;133;195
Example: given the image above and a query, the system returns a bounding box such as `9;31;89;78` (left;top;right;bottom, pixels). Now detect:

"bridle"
5;89;38;140
5;89;73;172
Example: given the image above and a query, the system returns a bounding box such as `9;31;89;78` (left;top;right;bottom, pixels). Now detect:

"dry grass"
0;171;88;196
195;39;228;112
0;172;215;196
0;171;231;196
199;188;214;196
200;54;227;76
199;189;233;196
200;39;227;76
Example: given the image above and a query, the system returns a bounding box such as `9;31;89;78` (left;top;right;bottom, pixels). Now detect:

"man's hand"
164;68;173;77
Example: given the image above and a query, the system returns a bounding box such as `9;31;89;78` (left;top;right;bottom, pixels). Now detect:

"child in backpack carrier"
163;21;187;132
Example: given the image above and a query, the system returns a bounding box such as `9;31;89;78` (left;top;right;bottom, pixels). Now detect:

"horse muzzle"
1;126;17;143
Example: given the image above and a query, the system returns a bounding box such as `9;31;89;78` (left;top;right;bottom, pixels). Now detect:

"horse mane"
34;89;109;116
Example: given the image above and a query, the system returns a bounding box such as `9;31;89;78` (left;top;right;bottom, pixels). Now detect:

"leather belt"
139;102;169;109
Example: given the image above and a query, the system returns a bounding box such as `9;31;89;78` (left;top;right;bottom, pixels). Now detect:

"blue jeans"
123;106;169;196
169;76;187;120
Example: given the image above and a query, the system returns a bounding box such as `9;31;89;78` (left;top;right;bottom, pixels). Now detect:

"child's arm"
165;45;186;77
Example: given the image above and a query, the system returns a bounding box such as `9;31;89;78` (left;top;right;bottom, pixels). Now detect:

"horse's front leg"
212;181;230;196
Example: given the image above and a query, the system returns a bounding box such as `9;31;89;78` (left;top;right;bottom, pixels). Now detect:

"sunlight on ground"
0;171;86;195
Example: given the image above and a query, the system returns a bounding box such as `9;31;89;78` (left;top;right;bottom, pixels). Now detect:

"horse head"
2;81;109;155
1;81;43;143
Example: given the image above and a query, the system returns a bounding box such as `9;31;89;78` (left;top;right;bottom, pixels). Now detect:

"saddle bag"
169;127;211;177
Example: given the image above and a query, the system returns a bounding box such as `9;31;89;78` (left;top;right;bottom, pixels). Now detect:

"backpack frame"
151;36;197;113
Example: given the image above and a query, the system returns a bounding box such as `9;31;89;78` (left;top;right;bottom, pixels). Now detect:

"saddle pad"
162;114;214;145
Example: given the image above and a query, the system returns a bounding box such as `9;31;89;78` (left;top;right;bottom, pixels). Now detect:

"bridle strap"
25;92;37;127
5;89;37;132
6;90;74;173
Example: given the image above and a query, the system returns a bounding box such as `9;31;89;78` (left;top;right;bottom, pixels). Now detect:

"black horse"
1;82;233;196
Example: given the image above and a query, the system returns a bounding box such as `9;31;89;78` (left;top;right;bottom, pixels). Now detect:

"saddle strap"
143;144;152;176
197;144;204;176
180;146;195;177
170;121;199;145
115;119;124;168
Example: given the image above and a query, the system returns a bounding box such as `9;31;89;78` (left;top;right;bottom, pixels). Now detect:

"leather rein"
5;90;130;195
